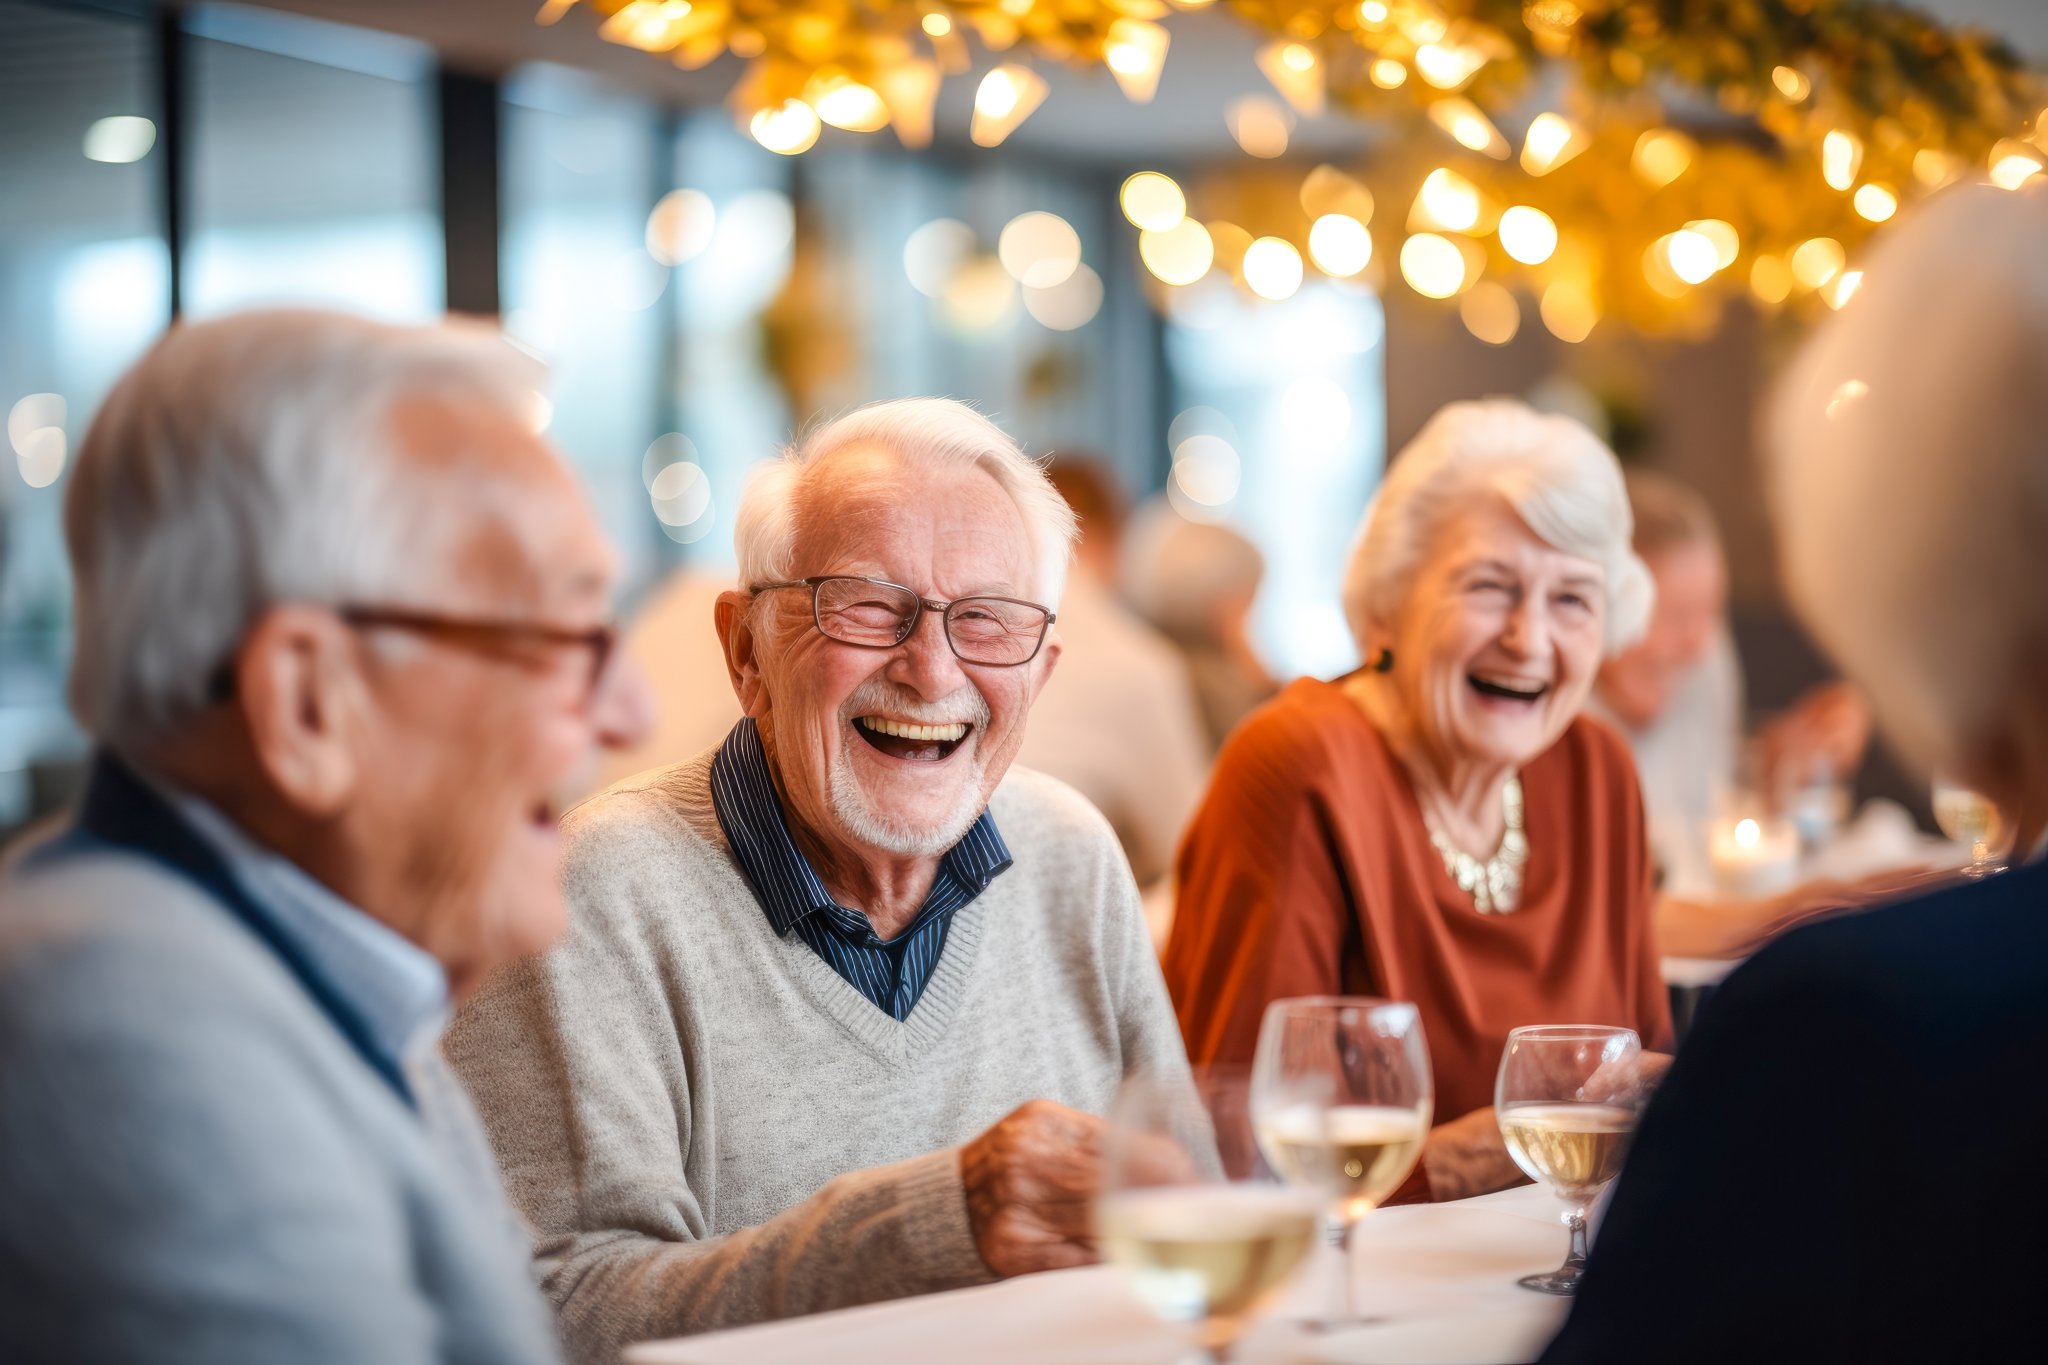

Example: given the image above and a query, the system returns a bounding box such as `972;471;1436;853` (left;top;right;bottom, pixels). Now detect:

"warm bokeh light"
1428;98;1509;159
1539;281;1598;342
997;211;1081;288
1139;218;1214;285
1242;237;1304;301
1497;206;1557;265
1853;183;1898;222
1990;138;2045;190
1414;42;1485;90
1415;168;1481;232
921;12;952;37
940;255;1019;330
1822;269;1864;309
1632;129;1695;189
1459;281;1520;345
1120;171;1186;231
1791;236;1846;288
1356;0;1390;27
1227;96;1292;159
749;100;821;155
807;74;890;132
1307;214;1372;276
1821;129;1863;191
972;64;1049;147
1104;18;1169;103
82;115;156;165
1826;378;1870;421
1749;253;1793;305
1024;262;1104;330
1520;112;1584;176
1399;233;1468;299
1771;65;1811;102
597;0;698;52
1662;229;1719;285
1684;218;1739;270
1256;41;1325;116
1299;165;1373;223
1171;433;1241;506
645;188;716;265
904;218;977;298
1370;59;1408;89
1914;148;1958;188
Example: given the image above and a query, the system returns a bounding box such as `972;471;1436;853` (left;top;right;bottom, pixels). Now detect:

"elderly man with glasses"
447;399;1194;1360
0;309;651;1363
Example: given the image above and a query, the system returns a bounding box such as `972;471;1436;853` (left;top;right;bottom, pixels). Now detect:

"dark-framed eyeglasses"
207;605;619;705
750;574;1056;668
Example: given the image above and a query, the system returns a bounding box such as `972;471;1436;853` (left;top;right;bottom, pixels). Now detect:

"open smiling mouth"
1468;674;1551;705
855;715;973;762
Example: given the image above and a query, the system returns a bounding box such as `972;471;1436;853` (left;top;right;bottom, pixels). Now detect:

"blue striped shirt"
709;718;1013;1021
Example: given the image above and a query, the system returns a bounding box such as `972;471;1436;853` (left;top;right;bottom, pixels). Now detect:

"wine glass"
1249;997;1432;1328
1098;1069;1323;1364
1495;1025;1646;1296
1931;776;2008;879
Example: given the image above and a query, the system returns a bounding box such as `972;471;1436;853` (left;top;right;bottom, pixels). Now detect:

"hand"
1761;681;1873;794
1421;1106;1524;1203
959;1100;1110;1278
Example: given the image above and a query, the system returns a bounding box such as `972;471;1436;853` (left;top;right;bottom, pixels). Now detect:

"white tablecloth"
625;1184;1577;1365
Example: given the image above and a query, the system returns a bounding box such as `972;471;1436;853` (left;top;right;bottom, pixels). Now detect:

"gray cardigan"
0;839;562;1365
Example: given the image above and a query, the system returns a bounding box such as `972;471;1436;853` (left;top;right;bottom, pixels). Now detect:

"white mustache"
841;678;990;730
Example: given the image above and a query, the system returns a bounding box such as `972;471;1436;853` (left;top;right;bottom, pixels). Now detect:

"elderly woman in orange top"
1164;398;1671;1201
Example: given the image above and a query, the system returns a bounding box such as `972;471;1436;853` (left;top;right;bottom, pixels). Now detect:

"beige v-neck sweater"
445;753;1192;1364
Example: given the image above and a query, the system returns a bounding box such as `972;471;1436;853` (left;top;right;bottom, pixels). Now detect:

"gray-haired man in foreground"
448;399;1195;1361
0;310;651;1363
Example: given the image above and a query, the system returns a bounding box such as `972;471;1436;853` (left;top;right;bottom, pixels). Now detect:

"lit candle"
1709;815;1800;899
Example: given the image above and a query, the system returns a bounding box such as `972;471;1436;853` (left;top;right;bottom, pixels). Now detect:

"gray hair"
65;308;546;750
733;397;1077;607
1342;398;1653;656
1768;182;2048;778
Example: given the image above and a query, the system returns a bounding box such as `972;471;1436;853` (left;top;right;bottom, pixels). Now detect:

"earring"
1370;647;1395;674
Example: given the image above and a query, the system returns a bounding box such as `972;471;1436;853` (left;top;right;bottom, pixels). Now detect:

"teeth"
859;716;969;743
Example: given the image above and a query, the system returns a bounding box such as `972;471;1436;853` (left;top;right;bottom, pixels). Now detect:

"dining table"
625;1182;1581;1365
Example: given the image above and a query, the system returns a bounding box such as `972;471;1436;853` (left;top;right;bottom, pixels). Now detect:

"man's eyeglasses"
206;606;618;704
750;575;1055;668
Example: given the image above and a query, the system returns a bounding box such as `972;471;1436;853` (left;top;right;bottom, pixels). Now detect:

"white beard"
828;752;987;857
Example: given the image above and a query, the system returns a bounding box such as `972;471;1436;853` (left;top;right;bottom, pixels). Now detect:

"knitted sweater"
445;754;1192;1363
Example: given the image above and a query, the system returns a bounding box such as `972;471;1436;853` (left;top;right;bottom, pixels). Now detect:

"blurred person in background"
1165;399;1671;1202
0;310;652;1363
1120;499;1280;752
1541;181;2048;1365
446;400;1193;1361
587;565;741;793
1015;458;1208;895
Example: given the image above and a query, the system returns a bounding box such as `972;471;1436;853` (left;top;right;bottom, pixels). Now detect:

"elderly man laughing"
447;398;1193;1358
0;309;650;1363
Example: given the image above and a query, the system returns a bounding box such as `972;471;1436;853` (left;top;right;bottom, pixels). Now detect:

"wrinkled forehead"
384;392;616;614
789;444;1036;594
1431;495;1605;583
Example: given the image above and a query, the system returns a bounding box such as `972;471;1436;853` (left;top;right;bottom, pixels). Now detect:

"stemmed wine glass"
1932;776;2008;878
1495;1025;1646;1296
1249;997;1432;1329
1098;1069;1323;1364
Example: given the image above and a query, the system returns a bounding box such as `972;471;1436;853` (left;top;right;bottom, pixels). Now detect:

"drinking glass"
1098;1069;1323;1364
1932;776;2008;878
1495;1024;1646;1296
1249;997;1432;1328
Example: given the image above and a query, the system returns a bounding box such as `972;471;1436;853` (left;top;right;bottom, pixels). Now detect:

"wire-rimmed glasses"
751;574;1055;667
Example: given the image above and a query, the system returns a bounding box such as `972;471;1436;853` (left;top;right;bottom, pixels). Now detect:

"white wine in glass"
1098;1070;1321;1363
1495;1025;1645;1296
1932;778;2008;879
1250;997;1432;1328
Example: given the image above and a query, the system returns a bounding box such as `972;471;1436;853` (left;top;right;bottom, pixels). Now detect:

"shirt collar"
709;718;1012;935
146;771;451;1068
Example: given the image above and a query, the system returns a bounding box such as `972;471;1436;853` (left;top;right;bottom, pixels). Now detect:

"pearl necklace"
1425;776;1527;915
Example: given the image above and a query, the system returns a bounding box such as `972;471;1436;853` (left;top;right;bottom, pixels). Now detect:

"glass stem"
1328;1214;1358;1324
1562;1208;1590;1276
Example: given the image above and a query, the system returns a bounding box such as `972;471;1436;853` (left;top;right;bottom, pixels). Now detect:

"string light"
1400;233;1467;299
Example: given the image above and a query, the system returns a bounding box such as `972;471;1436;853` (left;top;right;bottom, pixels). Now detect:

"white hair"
733;397;1078;608
1342;398;1653;656
1768;182;2048;778
65;308;547;750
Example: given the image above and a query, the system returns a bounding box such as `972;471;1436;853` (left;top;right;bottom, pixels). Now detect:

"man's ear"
715;590;771;719
1029;628;1062;699
233;604;365;819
